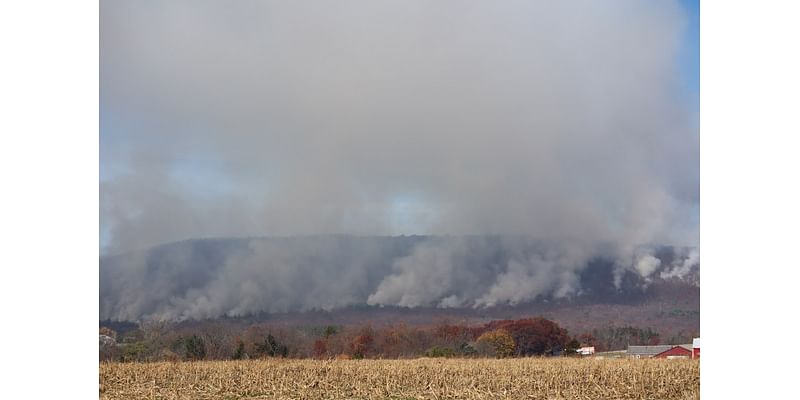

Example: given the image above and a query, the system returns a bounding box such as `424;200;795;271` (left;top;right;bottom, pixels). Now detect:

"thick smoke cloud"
100;1;699;319
101;0;697;251
100;237;699;321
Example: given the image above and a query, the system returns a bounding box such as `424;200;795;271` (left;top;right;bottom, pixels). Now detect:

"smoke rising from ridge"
100;236;699;321
100;1;699;319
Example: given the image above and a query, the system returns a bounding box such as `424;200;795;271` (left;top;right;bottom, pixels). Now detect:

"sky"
677;0;699;106
100;0;699;255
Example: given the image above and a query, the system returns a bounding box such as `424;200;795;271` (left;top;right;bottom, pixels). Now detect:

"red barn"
692;338;700;359
653;345;692;359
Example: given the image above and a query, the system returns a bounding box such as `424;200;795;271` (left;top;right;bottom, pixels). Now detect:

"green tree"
184;335;206;360
232;340;246;360
255;334;288;358
424;346;455;358
120;341;151;362
565;339;581;356
324;325;338;338
459;342;477;357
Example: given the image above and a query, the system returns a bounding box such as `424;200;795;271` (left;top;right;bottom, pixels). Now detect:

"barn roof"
627;344;693;356
627;345;674;356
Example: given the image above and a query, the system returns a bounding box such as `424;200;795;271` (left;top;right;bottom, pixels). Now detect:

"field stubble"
100;357;699;400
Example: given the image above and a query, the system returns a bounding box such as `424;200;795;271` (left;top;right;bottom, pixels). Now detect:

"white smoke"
636;254;662;279
367;240;465;308
661;248;700;281
99;236;701;321
99;0;699;320
473;245;589;308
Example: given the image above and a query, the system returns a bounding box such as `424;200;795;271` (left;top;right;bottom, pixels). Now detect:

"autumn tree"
578;332;601;350
99;327;117;340
483;318;570;356
350;326;375;359
194;322;239;360
312;339;328;358
476;329;516;358
374;323;429;358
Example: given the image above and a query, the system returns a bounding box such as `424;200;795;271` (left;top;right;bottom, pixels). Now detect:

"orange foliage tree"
476;329;516;358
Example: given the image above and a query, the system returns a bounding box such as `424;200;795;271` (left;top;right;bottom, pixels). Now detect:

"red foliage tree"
578;332;602;351
312;339;327;359
482;318;570;356
350;326;375;358
435;323;479;345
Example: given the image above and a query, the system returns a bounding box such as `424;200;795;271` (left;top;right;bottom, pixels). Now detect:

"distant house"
692;338;700;359
577;346;595;356
653;345;692;359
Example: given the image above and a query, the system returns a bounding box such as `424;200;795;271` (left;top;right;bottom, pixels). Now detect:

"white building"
692;337;700;359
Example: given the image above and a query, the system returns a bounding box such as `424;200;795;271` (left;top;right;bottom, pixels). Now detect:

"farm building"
628;345;673;358
627;344;691;359
577;346;595;356
692;338;700;359
592;350;627;359
652;345;692;359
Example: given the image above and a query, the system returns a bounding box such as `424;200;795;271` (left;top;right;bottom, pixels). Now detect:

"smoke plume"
100;1;699;320
100;237;699;321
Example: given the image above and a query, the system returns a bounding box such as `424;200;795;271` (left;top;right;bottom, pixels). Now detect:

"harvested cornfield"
100;358;699;399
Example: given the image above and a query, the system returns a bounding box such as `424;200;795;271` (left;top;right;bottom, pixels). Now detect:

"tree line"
99;317;685;362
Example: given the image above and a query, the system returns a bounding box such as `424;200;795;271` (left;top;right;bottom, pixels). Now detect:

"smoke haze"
100;236;699;321
100;1;699;320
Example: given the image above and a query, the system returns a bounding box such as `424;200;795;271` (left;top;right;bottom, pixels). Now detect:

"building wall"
653;346;692;359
